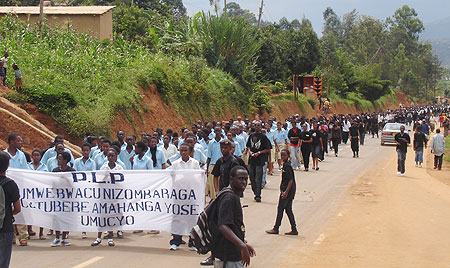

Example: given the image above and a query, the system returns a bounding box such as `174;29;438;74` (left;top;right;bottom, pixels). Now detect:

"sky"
182;0;450;34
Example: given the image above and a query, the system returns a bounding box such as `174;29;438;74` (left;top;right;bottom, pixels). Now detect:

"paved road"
10;135;396;268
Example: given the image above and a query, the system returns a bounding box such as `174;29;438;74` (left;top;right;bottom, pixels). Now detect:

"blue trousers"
0;232;14;268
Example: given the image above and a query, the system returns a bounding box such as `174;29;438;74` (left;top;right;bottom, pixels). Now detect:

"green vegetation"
0;15;248;137
0;0;445;138
445;135;450;163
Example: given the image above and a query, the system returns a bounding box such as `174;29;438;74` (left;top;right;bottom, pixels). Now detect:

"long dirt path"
283;143;450;267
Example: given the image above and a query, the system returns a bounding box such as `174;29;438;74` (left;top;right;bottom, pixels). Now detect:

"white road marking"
314;233;326;245
72;257;104;268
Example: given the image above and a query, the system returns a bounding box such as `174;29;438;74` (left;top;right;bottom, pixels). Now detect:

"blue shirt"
132;155;154;170
273;129;288;144
89;146;99;159
73;157;96;171
119;147;135;170
266;130;275;146
46;156;58;172
145;149;166;169
27;162;48;172
234;135;246;153
207;139;222;165
41;147;74;165
94;153;108;170
233;141;242;157
3;148;27;169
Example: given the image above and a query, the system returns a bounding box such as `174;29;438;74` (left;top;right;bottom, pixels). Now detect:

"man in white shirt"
159;135;178;163
430;129;445;170
169;143;199;251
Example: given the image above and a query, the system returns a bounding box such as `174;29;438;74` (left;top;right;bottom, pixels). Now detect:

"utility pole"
257;0;263;28
39;0;44;37
224;0;227;11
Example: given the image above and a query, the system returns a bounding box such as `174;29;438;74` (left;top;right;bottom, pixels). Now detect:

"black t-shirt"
310;129;321;145
280;161;296;200
212;154;240;190
246;133;271;166
52;167;76;172
349;126;359;138
212;191;245;262
287;128;301;146
299;131;312;149
0;176;20;233
413;132;427;149
395;132;410;152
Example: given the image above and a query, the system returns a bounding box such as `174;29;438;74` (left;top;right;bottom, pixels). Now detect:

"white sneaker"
401;173;405;176
415;164;418;167
81;232;87;239
188;246;198;252
397;172;401;175
418;164;422;168
170;244;178;251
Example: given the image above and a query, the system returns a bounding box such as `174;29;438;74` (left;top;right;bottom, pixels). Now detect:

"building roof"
0;6;115;15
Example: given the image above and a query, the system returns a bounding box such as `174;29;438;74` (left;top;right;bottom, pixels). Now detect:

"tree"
225;2;257;25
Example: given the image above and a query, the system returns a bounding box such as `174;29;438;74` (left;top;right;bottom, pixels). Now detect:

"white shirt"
158;144;178;160
171;157;200;170
100;162;124;171
342;120;351;132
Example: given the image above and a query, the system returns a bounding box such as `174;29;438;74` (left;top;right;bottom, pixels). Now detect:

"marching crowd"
0;103;449;268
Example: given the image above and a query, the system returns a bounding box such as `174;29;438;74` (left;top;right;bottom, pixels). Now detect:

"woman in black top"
299;124;312;171
349;121;360;158
265;149;297;235
310;122;323;171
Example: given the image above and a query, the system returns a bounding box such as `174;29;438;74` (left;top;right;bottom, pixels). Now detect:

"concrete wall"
0;13;112;40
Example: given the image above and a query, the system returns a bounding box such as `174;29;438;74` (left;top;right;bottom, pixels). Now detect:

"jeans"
274;196;296;231
414;148;423;163
434;155;443;169
397;149;407;174
0;232;14;268
360;132;365;145
289;146;300;169
262;162;268;187
248;164;263;199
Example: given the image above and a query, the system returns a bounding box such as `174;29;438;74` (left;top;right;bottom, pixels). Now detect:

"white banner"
6;168;206;235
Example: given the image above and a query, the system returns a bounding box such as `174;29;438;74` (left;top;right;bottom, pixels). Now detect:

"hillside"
422;16;450;66
0;81;414;154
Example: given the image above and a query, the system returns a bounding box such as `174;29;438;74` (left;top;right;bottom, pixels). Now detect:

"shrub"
250;88;271;114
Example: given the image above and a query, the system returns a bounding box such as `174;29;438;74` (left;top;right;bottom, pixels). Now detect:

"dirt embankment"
0;81;416;150
0;86;81;156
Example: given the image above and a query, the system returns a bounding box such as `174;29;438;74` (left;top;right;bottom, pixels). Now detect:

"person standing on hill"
12;63;22;90
1;51;8;85
394;125;410;176
430;129;445;170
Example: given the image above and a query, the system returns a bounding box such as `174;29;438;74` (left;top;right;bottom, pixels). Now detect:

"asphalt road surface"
10;135;395;268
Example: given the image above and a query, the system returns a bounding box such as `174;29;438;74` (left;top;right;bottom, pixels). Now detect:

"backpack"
190;188;233;255
0;178;12;229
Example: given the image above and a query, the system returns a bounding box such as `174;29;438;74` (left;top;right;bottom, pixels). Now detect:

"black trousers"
332;138;340;154
342;131;349;144
351;137;359;153
274;196;296;231
301;145;311;169
434;155;443;169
